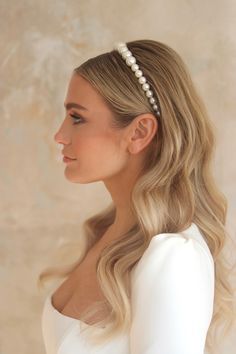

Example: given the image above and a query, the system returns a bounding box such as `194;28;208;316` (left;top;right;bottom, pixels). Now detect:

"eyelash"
70;114;84;125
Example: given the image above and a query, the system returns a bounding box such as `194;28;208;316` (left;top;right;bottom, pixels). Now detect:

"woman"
38;39;235;354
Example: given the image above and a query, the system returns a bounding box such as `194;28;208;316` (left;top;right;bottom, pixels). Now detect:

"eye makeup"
70;114;84;125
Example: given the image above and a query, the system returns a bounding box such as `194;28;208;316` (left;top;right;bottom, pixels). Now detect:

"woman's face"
54;73;130;184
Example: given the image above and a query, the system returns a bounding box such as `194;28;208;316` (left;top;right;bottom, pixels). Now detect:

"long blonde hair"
38;39;236;353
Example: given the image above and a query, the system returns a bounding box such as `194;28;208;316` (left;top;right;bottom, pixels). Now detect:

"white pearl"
146;90;153;97
126;57;133;66
117;43;127;50
126;56;136;66
149;97;156;104
153;105;158;111
131;63;139;71
115;42;126;51
119;46;128;54
122;50;132;59
135;70;143;78
142;83;150;91
157;111;161;116
139;76;146;84
119;47;128;54
116;42;126;48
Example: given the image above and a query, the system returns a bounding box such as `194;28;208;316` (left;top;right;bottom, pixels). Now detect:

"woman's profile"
38;39;236;354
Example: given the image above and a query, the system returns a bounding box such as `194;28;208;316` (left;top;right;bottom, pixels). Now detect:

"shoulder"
131;222;215;287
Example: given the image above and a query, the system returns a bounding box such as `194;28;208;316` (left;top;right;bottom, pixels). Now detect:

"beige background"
0;0;235;353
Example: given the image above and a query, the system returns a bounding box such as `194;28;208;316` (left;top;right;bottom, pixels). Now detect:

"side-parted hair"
38;39;236;354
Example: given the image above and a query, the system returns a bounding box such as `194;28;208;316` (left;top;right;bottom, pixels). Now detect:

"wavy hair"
38;39;236;354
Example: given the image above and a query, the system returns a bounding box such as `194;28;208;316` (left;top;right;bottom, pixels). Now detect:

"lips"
62;154;76;160
63;156;77;163
65;156;76;160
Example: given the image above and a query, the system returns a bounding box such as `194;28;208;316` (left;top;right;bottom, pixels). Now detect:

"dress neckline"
47;292;107;329
46;222;206;324
47;291;80;322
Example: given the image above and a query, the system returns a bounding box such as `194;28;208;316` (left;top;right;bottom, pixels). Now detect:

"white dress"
41;222;215;354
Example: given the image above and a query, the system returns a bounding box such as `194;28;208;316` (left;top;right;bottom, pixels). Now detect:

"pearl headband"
114;42;161;117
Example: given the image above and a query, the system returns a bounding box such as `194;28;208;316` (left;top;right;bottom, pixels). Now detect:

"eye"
70;114;84;125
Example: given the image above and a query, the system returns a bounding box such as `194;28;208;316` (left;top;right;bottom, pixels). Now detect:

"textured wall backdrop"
0;1;235;353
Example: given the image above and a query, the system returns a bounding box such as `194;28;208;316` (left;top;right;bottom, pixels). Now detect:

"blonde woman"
38;40;236;354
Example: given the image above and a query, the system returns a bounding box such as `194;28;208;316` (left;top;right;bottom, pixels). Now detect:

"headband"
114;42;161;117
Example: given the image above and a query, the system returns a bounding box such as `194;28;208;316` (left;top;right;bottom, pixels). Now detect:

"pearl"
131;63;139;71
139;76;146;84
135;70;143;78
153;105;158;111
142;83;150;91
116;42;126;48
149;97;156;104
146;90;153;97
122;50;132;59
115;42;126;51
119;46;128;54
126;56;136;66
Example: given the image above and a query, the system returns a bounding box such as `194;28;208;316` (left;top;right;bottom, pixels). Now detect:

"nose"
54;119;71;145
54;131;71;146
54;131;61;143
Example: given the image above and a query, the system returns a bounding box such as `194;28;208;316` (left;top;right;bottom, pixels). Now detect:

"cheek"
72;130;127;170
73;127;113;154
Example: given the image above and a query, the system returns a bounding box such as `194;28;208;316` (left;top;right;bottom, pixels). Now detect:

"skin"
54;73;158;244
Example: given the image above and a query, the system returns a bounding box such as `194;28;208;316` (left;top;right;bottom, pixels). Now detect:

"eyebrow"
64;102;89;111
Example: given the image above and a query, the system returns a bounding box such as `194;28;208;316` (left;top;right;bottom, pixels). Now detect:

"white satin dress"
41;222;215;354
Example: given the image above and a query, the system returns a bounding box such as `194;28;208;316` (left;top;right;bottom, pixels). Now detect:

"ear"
127;113;158;154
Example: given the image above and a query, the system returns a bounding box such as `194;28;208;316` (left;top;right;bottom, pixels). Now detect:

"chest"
51;245;109;321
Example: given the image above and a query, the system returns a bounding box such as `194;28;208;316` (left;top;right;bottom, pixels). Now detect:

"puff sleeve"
130;234;215;354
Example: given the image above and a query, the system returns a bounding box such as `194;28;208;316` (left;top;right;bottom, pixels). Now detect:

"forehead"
65;73;109;113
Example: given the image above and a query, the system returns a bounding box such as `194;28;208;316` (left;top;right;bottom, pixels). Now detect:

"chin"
63;171;98;184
